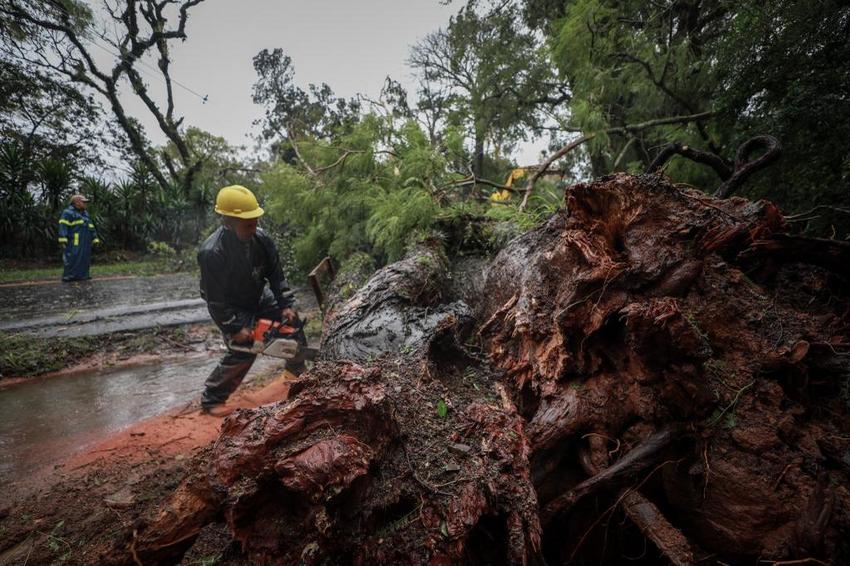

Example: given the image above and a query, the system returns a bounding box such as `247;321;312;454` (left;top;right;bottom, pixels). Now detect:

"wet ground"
0;273;318;486
0;273;199;321
0;273;318;338
0;354;215;483
0;274;208;337
0;352;288;485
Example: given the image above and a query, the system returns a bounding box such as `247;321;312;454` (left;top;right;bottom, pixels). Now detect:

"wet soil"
0;367;299;566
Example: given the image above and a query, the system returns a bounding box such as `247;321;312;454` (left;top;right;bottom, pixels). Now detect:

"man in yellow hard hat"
197;185;306;416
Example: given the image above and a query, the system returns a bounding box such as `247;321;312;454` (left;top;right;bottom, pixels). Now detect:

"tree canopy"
1;0;846;267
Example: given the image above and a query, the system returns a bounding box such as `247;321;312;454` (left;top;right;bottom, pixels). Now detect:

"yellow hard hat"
214;185;264;219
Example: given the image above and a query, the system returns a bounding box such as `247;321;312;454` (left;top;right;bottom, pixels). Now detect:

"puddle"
0;354;283;484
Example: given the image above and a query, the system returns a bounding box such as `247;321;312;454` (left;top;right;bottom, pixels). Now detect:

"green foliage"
0;258;193;283
548;0;720;179
713;0;850;233
260;117;445;274
147;241;176;257
367;184;437;262
535;0;849;233
0;332;98;376
0;124;250;260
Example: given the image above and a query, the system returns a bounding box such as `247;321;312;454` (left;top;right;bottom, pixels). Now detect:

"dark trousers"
201;299;308;408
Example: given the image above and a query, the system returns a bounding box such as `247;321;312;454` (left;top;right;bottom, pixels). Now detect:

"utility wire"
81;29;209;103
36;0;209;104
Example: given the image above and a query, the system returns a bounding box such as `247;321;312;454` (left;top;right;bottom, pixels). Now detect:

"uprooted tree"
130;173;850;564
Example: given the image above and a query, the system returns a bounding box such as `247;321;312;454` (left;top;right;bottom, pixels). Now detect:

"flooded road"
0;353;286;485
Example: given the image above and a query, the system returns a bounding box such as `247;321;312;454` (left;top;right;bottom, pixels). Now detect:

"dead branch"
741;233;850;278
785;205;850;221
646;136;781;198
519;134;594;209
646;142;733;179
621;490;696;566
714;135;781;198
519;111;714;209
442;174;528;194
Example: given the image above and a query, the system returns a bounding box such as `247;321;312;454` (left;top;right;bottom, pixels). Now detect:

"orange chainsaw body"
252;318;298;342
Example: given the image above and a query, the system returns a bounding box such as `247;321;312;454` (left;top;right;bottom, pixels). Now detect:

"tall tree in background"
410;3;568;177
0;0;207;198
252;48;362;165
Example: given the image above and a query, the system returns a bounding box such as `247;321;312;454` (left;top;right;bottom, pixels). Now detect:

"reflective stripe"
93;238;101;244
58;237;68;243
88;223;94;228
59;219;85;226
73;233;79;246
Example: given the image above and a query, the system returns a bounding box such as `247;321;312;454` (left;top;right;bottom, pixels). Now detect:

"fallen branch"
714;135;781;198
442;174;528;194
566;458;686;563
743;234;850;278
647;142;732;179
520;134;594;210
621;490;696;566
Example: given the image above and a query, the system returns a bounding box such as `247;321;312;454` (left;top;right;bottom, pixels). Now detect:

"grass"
0;326;200;378
0;333;101;376
0;258;196;283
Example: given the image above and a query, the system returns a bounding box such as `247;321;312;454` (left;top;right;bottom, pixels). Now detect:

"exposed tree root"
131;173;850;565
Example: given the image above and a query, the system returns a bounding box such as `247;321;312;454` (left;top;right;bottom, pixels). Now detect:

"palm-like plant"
37;157;73;213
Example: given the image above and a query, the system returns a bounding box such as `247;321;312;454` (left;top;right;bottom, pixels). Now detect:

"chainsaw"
227;318;318;360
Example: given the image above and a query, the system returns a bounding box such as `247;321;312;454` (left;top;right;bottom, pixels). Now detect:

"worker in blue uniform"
57;194;100;282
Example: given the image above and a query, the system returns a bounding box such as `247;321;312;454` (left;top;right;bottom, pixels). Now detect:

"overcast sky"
94;0;546;168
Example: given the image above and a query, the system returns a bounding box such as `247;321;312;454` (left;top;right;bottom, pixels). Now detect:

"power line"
82;30;209;103
37;0;209;104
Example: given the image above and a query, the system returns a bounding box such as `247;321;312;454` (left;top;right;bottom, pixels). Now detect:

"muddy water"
0;353;283;484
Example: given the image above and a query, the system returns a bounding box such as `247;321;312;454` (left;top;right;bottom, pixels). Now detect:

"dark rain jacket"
58;205;99;280
197;226;294;335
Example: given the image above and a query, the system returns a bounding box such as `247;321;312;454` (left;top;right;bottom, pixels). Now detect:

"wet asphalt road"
0;273;318;483
0;273;317;338
0;273;209;337
0;273;200;321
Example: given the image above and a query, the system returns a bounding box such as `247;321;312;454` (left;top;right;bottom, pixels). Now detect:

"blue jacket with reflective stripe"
58;205;98;280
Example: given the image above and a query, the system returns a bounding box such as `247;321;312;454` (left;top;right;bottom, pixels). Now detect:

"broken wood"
621;489;696;566
541;425;679;524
